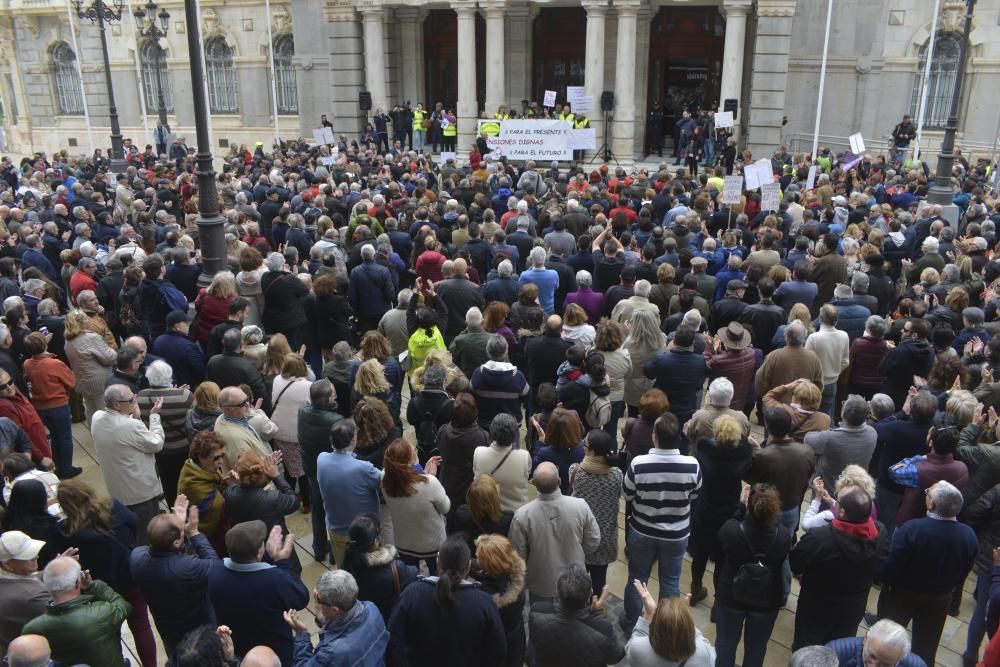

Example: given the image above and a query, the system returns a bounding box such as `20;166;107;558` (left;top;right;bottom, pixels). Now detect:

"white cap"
0;531;45;562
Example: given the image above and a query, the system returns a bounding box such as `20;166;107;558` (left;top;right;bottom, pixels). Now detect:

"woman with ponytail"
388;534;507;667
341;512;418;623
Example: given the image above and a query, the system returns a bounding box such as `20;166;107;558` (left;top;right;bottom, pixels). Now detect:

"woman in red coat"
415;235;447;284
194;271;237;345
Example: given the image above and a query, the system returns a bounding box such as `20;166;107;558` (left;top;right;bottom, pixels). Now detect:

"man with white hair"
449;306;493;379
827;619;924;667
481;258;519;306
683;377;751;451
507;216;535;272
68;257;98;304
91;383;165;545
435;258;485;344
874;480;977;665
904;235;946;285
22;556;131;667
348;243;394;333
611;279;658;323
518;246;559;314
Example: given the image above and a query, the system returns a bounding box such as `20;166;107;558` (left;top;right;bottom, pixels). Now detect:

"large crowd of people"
0;108;999;667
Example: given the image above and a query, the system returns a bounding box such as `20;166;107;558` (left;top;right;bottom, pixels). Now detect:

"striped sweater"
623;448;702;541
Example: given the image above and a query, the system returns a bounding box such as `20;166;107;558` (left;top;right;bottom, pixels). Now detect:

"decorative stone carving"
756;0;796;18
939;0;969;35
272;5;292;35
17;15;39;38
202;8;221;38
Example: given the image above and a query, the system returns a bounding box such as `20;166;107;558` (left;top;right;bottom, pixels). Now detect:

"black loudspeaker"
600;91;615;112
724;98;738;119
359;91;372;111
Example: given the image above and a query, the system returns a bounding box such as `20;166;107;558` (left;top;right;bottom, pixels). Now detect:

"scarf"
580;455;612;475
832;517;878;540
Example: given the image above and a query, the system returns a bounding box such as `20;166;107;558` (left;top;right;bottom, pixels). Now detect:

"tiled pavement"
69;392;980;667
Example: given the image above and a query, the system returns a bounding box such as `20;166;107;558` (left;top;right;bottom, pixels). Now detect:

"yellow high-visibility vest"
494;113;510;120
443;120;457;137
412;110;426;131
559;112;575;122
574;118;589;129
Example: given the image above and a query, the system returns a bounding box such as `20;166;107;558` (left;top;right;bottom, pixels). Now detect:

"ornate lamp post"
926;0;977;225
182;0;226;286
132;0;171;128
74;0;127;173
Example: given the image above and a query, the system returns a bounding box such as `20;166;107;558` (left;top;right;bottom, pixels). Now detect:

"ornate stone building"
0;0;996;163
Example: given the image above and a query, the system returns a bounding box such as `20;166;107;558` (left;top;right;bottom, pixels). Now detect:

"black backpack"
730;524;776;608
414;394;451;459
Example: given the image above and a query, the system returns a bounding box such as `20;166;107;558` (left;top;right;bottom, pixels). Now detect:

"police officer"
645;102;665;157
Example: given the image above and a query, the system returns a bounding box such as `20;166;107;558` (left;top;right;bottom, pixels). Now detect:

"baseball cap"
225;520;268;562
165;310;193;328
0;530;45;562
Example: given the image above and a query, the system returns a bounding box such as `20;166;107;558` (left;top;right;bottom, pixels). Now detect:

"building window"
273;35;297;115
205;37;238;113
52;42;84;115
910;33;961;129
141;40;173;114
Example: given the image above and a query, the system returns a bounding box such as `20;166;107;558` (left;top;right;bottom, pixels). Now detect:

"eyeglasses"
0;380;12;390
223;398;251;408
116;395;137;403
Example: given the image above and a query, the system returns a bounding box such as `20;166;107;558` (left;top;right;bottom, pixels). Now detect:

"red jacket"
23;354;76;410
194;290;235;344
0;391;51;462
69;270;98;305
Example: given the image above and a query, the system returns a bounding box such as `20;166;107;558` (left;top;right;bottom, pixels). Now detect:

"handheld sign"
761;181;781;211
806;165;817;191
715;111;734;128
849;132;866;155
543;90;557;108
721;175;743;204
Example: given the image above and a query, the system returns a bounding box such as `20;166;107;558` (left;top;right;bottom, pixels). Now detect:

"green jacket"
297;403;344;479
449;329;493;379
23;580;131;667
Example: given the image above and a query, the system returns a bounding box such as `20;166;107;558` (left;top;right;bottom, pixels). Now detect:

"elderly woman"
563;270;605;325
562;303;596;350
510;283;545;331
848;315;889;400
762;378;830;442
260;251;310;349
136;359;194;506
176;430;232;553
270;353;313;510
194;271;237;346
594;320;632;443
473;413;532;512
223;449;299;531
64;309;117;426
236;246;266;327
241;325;267;370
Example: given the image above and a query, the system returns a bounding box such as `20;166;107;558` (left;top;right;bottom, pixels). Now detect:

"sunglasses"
224;398;251;408
0;380;12;390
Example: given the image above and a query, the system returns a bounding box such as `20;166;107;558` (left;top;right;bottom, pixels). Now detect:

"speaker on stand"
591;91;618;165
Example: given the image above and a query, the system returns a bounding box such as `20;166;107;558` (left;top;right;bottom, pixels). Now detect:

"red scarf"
832;517;878;540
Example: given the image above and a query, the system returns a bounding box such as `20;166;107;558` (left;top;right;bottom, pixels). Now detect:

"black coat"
715;517;792;612
528;601;624;667
346;546;419;623
692;439;753;545
435;277;486;341
523;332;573;391
206;351;271;411
471;558;527;667
221;476;299;531
260;271;309;336
437;423;490;511
303;293;353;349
739;300;785;353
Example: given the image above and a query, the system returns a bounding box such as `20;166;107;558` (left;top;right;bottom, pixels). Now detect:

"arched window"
910;33;962;129
205;37;238;113
52;42;83;115
273;35;297;115
141;40;173;114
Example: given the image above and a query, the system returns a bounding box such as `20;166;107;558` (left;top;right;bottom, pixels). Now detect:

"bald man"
523;314;573;412
241;645;282;667
5;634;51;666
509;461;601;601
435;256;486;344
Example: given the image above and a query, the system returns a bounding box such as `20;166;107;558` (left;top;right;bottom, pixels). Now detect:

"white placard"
566;86;592;114
744;159;771;190
476;119;572;161
805;165;817;190
567;128;596;150
439;151;457;164
440;118;450;130
721;175;743;204
761;181;781;211
715;111;734;128
313;128;332;146
849;132;866;154
320;156;336;166
543;90;557;108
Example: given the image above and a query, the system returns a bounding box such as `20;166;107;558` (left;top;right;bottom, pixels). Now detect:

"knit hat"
682;309;701;330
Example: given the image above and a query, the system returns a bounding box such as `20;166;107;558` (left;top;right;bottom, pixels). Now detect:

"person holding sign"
372;108;391;154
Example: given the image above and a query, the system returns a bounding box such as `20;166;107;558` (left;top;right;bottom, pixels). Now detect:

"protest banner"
849;132;866;154
477;119;572;161
806;165;817;190
566;86;592;114
312;128;329;146
715;111;734;128
721;175;743;204
439;151;457;164
761;181;781;211
543;90;557;107
568;128;596;150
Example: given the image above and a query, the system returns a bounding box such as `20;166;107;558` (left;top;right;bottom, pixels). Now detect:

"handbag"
421;119;431;130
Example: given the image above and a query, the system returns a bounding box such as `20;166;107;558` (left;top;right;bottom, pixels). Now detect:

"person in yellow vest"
815;146;832;173
494;105;510;120
442;109;457;152
559;104;575;123
572;114;590;162
412;104;428;151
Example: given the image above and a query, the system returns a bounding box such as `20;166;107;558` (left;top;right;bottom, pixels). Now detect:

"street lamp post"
926;0;977;225
182;0;226;286
132;0;170;128
74;0;127;173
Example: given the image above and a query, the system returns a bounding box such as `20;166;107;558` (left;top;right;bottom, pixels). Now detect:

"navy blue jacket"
878;515;977;595
207;558;309;666
826;637;927;667
130;533;219;653
21;248;60;285
151;330;206;388
346;547;419;623
481;277;519;306
643;348;706;422
348;260;394;317
822;299;871;343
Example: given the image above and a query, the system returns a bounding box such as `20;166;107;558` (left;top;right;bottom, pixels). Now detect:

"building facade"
0;0;996;164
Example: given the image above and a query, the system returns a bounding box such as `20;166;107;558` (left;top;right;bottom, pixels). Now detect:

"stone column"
611;0;640;163
582;0;607;148
719;0;751;138
396;7;424;108
481;0;506;115
505;3;535;106
359;6;388;115
746;0;796;157
455;0;479;158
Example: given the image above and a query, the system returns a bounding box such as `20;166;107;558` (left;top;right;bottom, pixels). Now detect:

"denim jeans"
308;476;329;559
413;129;427;149
36;404;74;475
714;604;780;667
622;526;687;631
603;400;626;446
820;383;837;422
778;506;799;598
964;567;993;663
704;137;715;166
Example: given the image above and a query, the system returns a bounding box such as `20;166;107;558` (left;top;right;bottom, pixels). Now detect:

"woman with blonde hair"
771;302;815;349
184;381;222;438
628;584;716;667
55;479;158;667
381;438;448;573
353;396;400;468
356;330;404;414
353;357;397;420
688;414;753;604
562;302;596;350
194;271;237;345
470;534;527;667
64;308;117;425
270;353;313;511
623;309;667;415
